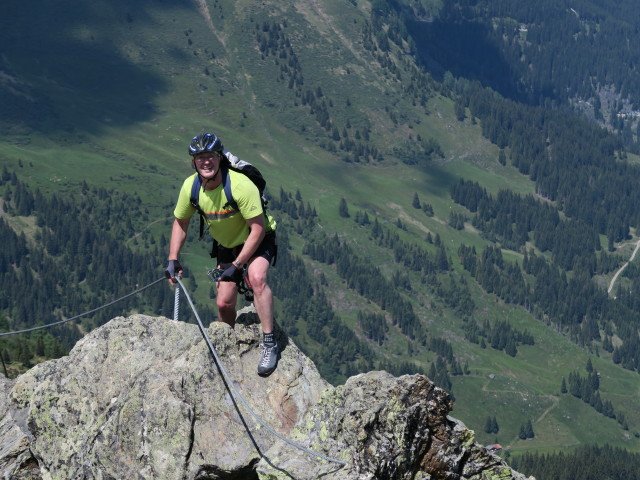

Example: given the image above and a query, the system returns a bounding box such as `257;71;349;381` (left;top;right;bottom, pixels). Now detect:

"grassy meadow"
1;0;639;456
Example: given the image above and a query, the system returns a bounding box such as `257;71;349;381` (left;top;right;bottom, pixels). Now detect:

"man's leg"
247;256;274;333
248;256;278;376
216;280;238;327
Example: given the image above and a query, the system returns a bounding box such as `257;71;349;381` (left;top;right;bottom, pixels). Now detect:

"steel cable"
174;277;346;467
0;274;346;467
0;277;165;337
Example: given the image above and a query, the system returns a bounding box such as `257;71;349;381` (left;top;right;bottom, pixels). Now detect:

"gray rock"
0;375;40;480
256;371;532;480
2;314;326;479
1;315;532;480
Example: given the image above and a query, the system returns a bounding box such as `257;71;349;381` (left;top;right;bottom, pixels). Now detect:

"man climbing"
165;132;279;376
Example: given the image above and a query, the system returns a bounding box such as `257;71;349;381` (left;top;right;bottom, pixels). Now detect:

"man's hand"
218;263;243;283
165;259;183;284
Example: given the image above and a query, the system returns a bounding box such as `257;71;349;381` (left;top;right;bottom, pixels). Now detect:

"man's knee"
217;297;235;311
216;284;237;313
248;258;270;292
249;269;269;291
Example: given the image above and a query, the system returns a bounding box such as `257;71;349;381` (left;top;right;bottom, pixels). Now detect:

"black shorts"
217;232;277;266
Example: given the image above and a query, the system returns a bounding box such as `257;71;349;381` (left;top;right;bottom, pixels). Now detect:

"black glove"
218;263;243;283
165;259;183;281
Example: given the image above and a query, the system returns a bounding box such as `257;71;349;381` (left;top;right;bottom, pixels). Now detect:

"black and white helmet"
188;132;224;156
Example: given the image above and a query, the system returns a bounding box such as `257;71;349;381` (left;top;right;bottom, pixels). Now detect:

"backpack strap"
190;175;207;239
190;173;202;208
190;175;219;259
221;166;238;211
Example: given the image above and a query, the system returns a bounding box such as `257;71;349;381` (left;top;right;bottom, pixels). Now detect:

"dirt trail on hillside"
295;1;361;63
389;203;434;235
504;395;559;450
127;217;172;244
193;0;226;47
608;237;640;295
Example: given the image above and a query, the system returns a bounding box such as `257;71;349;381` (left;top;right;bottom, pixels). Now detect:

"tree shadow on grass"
0;0;190;137
408;17;525;103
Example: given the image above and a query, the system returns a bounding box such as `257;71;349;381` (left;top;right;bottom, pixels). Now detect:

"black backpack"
190;151;268;258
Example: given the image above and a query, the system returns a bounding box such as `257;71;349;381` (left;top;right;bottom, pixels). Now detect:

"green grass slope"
1;0;639;457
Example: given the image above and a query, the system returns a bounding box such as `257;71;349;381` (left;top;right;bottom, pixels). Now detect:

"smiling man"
164;132;279;376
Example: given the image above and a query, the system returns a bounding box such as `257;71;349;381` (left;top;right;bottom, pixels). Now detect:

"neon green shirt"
174;171;276;248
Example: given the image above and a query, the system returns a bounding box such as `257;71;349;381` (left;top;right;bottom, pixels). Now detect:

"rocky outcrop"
257;372;529;480
1;374;41;479
0;314;532;480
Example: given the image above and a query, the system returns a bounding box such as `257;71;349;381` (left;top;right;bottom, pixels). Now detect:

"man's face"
193;152;222;179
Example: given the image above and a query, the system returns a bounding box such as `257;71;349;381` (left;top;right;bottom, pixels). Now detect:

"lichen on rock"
1;315;532;480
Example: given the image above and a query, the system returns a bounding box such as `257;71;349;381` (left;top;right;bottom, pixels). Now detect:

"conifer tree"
518;424;527;440
525;419;535;439
36;336;45;357
498;149;506;166
338;198;350;218
1;351;7;378
484;415;499;434
586;357;593;372
412;192;421;209
18;342;32;368
484;416;494;434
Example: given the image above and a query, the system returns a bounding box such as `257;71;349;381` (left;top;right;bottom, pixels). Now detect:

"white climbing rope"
173;283;181;321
